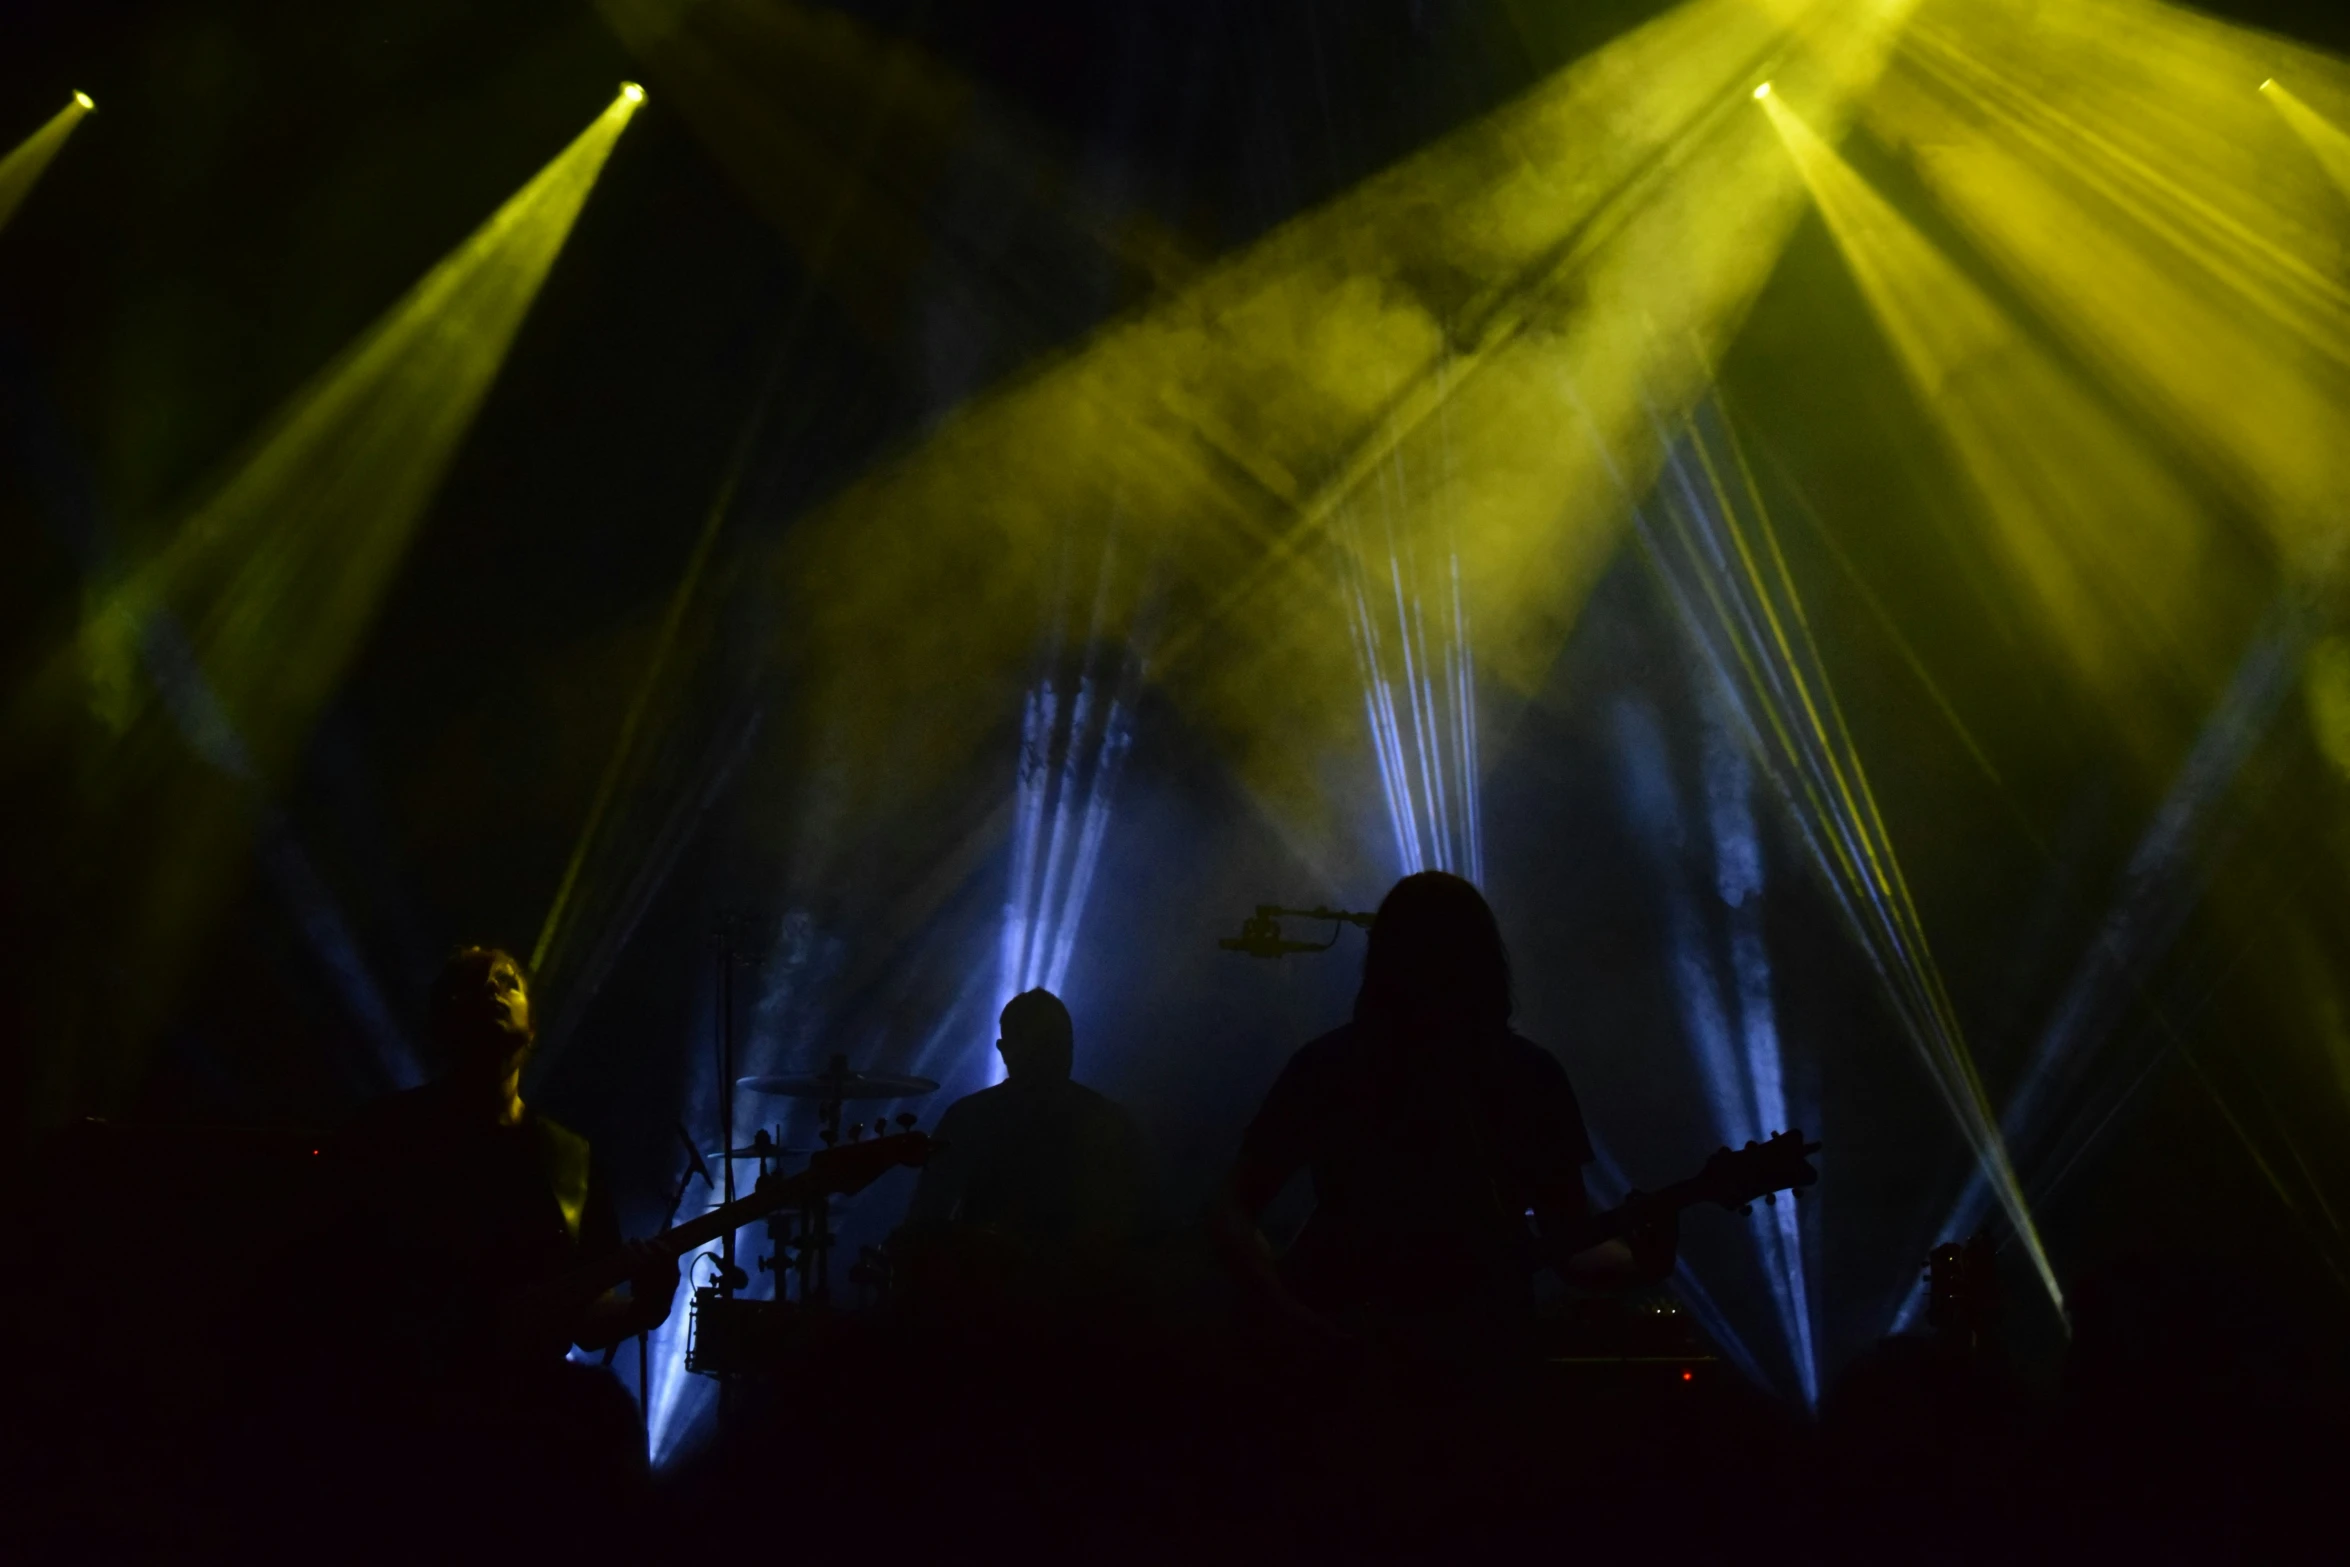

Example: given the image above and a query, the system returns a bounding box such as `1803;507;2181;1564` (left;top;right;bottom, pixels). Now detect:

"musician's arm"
571;1240;680;1352
1531;1057;1676;1289
1212;1150;1288;1281
1215;1049;1343;1339
1559;1237;1649;1290
569;1172;678;1352
1537;1173;1677;1290
1531;1170;1626;1287
1211;1151;1335;1337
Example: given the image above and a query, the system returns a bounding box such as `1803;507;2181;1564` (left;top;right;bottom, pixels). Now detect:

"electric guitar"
1279;1129;1821;1336
1543;1129;1822;1266
484;1128;940;1362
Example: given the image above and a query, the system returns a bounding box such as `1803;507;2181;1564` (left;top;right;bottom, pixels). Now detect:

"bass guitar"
487;1128;940;1361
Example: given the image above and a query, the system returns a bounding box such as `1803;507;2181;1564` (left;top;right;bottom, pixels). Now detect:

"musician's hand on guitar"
619;1240;680;1332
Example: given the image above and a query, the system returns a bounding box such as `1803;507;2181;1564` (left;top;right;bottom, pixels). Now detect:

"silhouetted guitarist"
1215;872;1677;1367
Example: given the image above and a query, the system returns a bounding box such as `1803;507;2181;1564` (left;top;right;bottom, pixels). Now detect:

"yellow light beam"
1763;88;2246;755
531;389;739;979
1141;4;1923;688
79;85;642;785
2265;79;2350;203
0;93;94;236
1763;90;2090;1318
9;88;642;1124
744;0;1921;894
1865;0;2350;568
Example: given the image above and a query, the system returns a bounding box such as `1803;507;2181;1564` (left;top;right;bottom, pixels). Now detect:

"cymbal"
736;1070;939;1101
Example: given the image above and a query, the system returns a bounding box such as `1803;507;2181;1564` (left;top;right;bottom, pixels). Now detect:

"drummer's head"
429;945;535;1071
997;989;1074;1081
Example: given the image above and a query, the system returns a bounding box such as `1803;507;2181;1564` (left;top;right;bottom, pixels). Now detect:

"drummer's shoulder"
936;1083;999;1120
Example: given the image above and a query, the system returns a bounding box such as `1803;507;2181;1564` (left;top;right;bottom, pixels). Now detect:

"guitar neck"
533;1170;812;1316
655;1171;812;1262
483;1131;933;1361
1547;1175;1720;1260
1647;1174;1716;1219
1516;1132;1818;1273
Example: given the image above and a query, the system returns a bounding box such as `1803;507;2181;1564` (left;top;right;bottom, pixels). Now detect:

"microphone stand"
1218;905;1376;958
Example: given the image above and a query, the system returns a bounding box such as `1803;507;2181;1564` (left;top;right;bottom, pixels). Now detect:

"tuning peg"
896;1113;916;1131
1763;1192;1776;1206
1744;1140;1757;1150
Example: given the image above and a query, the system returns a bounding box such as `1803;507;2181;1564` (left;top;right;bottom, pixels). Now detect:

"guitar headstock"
1692;1129;1820;1212
806;1127;941;1196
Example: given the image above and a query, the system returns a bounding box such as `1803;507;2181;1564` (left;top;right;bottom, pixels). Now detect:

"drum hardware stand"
708;917;763;1441
608;1121;712;1406
803;1054;853;1305
650;1124;711;1408
681;1058;933;1375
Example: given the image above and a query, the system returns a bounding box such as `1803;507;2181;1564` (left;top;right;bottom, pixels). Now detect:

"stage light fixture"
1;93;95;235
1754;82;1773;99
72;91;93;111
621;81;646;103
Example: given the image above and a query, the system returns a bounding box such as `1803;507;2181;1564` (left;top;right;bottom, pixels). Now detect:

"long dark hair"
1352;871;1513;1043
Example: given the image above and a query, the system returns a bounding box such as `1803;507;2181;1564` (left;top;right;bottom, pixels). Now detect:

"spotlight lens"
72;90;94;110
2260;78;2276;92
620;81;646;103
1753;82;1772;100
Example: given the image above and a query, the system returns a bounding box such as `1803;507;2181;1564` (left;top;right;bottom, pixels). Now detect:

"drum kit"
684;1053;940;1379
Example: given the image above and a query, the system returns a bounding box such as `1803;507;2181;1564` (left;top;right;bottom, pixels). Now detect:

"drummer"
896;989;1154;1269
